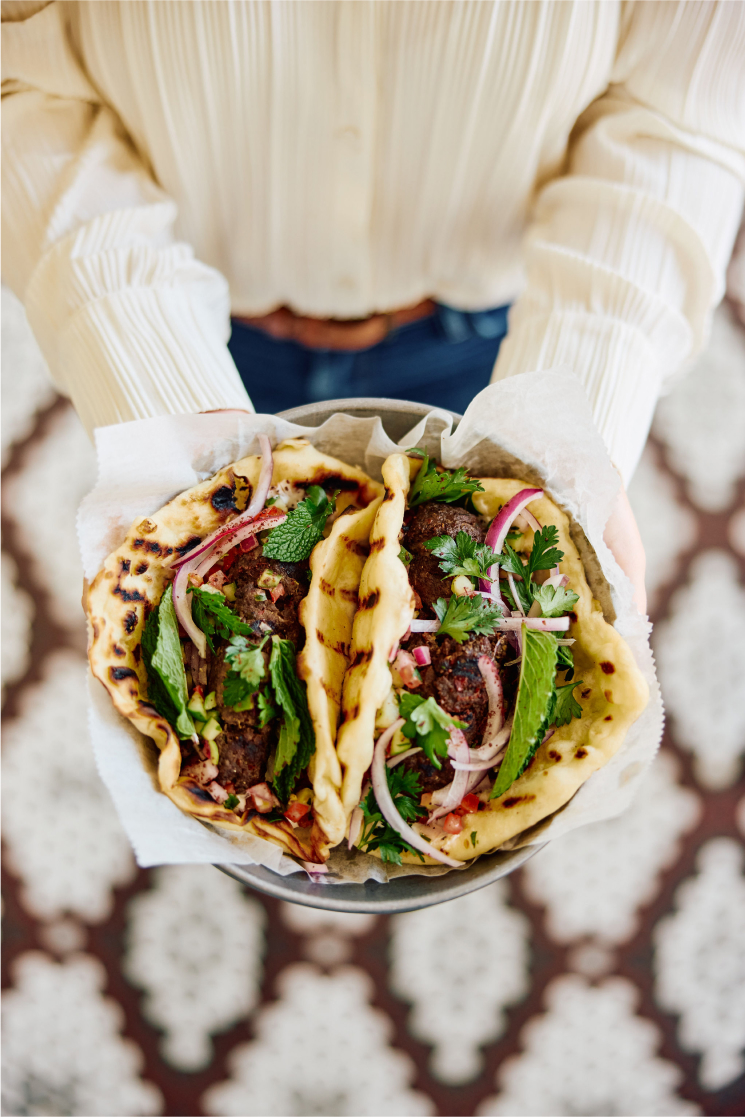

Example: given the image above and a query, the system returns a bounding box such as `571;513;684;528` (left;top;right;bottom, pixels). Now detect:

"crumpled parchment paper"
79;371;663;881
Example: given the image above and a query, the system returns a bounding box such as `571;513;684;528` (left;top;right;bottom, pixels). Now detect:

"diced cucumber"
187;691;207;720
223;582;236;601
204;690;217;711
202;716;223;743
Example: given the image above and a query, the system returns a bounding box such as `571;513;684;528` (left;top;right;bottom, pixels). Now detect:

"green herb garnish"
548;679;584;727
406;450;484;508
358;767;426;864
262;485;337;562
425;531;500;584
470;831;478;848
268;636;315;800
398;692;467;769
398;545;413;567
224;794;239;810
432;594;505;644
189;586;253;652
142;585;195;739
491;628;558;799
532;583;580;618
222;634;268;707
257;689;277;727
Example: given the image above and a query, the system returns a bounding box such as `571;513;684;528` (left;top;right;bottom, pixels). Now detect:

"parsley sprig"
407;450;484;508
424;531;500;583
262;485;337;563
358;767;426;864
189;586;253;652
223;634;268;708
398;692;467;769
433;594;506;644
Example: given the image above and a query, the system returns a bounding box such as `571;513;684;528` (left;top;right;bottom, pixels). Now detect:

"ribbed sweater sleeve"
1;1;251;435
491;0;745;483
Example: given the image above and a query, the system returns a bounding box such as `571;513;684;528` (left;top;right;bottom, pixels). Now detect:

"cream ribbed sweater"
3;1;744;480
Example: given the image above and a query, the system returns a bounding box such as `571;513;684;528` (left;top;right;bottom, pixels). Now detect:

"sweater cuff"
36;285;252;436
492;309;665;484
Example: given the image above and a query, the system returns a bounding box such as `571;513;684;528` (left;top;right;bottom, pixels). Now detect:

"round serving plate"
218;397;544;913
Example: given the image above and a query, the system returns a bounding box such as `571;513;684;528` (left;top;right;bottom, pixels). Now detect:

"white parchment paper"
79;372;663;878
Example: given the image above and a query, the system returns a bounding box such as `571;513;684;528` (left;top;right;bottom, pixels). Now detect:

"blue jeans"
228;303;509;416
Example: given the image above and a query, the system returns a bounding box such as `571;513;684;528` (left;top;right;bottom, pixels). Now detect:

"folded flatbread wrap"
337;452;649;867
86;438;382;864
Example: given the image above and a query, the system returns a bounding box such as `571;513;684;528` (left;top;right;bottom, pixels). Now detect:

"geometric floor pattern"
2;283;744;1117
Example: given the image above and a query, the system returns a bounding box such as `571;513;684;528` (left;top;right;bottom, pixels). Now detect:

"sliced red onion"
429;729;471;822
450;752;506;772
371;720;463;868
522;508;542;533
181;760;219;785
478;487;543;603
409;620;439;633
194;508;287;579
247;782;280;813
543;571;568;590
476;656;504;751
246;433;274;519
388;643;400;664
173;555;212;657
347;807;363;850
498;616;570;631
412;645;431;667
507;572;525;616
387;746;422;769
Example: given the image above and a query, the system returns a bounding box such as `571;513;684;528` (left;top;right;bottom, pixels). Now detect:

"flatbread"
85;438;382;862
338;459;649;864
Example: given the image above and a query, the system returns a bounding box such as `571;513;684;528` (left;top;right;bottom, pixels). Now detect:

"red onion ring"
429;729;471;822
347;807;363;850
521;508;542;533
371;720;463;868
409;620;440;633
478;487;543;603
194;508;287;579
412;646;431;667
476;656;504;751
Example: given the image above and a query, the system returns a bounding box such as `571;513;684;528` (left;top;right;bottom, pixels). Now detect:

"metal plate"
218;397;542;912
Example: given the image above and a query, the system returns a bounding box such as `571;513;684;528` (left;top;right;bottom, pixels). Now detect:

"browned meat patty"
230;546;308;646
216;725;275;791
404;501;486;610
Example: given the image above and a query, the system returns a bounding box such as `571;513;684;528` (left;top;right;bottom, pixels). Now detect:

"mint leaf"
533;584;579;618
425;532;500;582
526;525;564;576
399;692;466;769
142;585;195;739
433;594;505;644
491;627;558;798
407;451;484;508
262;485;336;562
549;679;584;727
189;586;253;652
268;636;315;800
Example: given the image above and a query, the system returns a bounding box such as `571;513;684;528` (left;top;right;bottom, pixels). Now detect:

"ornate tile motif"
3;403;96;634
203;964;434;1116
654;839;745;1092
628;446;697;612
124;865;266;1071
653;303;745;512
477;975;700;1116
1;288;56;467
654;550;745;789
1;552;33;698
389;882;530;1084
2;952;162;1117
2;650;136;922
522;750;701;945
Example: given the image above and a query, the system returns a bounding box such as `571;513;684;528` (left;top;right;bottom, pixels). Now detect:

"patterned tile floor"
2;284;745;1117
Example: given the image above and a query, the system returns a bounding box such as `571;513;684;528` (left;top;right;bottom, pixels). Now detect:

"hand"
603;486;647;616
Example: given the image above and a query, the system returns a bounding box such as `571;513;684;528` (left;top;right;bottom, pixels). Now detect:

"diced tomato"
456;794;480;816
442;813;464;835
284;801;312;826
208;570;226;590
240;536;257;553
412;589;423;612
222;547;238;572
270;583;286;603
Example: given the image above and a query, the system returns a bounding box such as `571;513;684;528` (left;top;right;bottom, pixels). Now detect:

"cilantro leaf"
556;642;575;679
548;679;584;727
533;584;580;618
224;794;239;810
262;485;337;562
142;585;195;739
433;594;505;644
189;586;253;652
398;546;413;567
526;525;564;576
491;628;558;799
407;451;484;508
358;768;426;864
268;636;315;800
398;692;466;769
222;635;268;707
257;689;277;727
425;532;500;582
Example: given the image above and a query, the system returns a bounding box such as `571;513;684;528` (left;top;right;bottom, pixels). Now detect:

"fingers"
603;487;647;616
